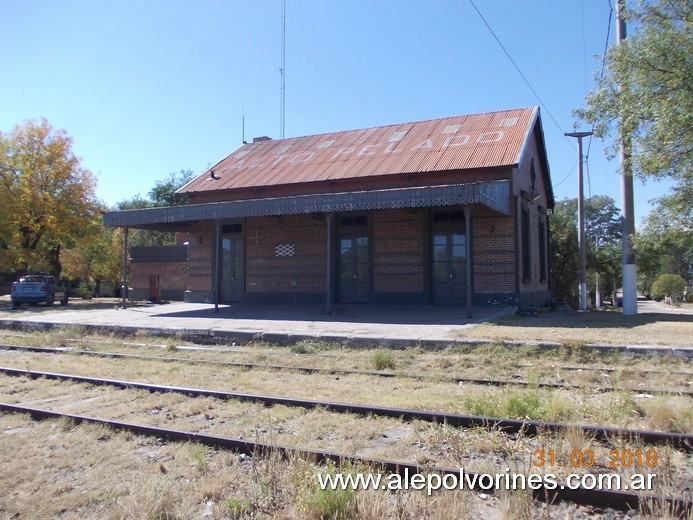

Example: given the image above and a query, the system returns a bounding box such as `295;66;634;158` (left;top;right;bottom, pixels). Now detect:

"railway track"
2;343;691;397
3;330;692;378
0;402;689;516
2;366;691;451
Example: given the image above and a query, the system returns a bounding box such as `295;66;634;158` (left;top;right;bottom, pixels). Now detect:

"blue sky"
0;0;672;224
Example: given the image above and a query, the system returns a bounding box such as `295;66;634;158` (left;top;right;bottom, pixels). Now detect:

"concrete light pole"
617;0;638;316
565;131;593;311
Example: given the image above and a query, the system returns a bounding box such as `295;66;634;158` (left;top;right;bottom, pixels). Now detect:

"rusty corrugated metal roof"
179;107;539;194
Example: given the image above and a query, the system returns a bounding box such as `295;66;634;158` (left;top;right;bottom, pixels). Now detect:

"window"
522;205;532;282
339;215;367;227
222;223;243;234
433;210;465;223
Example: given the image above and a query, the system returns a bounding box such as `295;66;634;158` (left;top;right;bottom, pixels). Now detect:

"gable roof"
179;107;542;194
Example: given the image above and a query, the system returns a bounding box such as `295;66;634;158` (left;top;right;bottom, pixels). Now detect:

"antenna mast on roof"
280;0;286;139
242;102;248;144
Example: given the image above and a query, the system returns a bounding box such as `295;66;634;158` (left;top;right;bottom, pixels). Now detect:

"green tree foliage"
550;196;623;307
634;196;692;293
575;0;692;217
0;119;99;277
60;169;195;293
148;169;194;207
114;169;194;247
60;220;122;297
117;169;193;209
650;273;686;300
550;200;579;306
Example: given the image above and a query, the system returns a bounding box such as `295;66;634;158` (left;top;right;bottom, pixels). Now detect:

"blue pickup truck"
10;275;69;308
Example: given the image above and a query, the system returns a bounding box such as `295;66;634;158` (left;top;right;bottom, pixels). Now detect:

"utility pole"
565;131;592;311
617;0;638;316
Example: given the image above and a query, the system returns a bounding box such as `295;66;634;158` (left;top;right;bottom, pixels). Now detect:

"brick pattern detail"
373;209;424;293
246;215;326;292
130;262;186;293
472;205;516;292
186;223;214;292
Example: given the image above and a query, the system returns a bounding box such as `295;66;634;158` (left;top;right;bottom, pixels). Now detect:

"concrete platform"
0;301;513;348
0;298;690;356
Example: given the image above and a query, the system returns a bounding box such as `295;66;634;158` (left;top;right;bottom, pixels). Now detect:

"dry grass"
0;327;690;518
1;328;690;394
0;333;691;435
0;414;538;519
463;307;693;347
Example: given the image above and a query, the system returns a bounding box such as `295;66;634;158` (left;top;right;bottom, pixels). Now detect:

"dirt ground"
460;303;693;347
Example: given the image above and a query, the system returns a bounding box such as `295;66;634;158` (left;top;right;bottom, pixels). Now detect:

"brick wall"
373;209;424;293
186;223;214;293
245;214;326;293
472;205;516;292
127;201;534;305
515;140;551;295
130;261;186;293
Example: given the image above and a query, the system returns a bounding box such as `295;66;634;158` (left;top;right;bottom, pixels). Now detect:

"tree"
575;0;692;217
634;196;692;293
0;119;99;278
149;169;194;207
60;219;122;297
650;273;686;301
60;169;195;294
114;169;194;247
117;169;193;209
550;196;623;307
116;169;194;246
550;200;579;306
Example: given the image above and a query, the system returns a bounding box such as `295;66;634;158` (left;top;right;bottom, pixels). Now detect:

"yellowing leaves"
0;118;100;276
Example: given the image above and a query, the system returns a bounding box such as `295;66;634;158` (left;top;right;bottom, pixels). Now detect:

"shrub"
370;350;395;370
307;463;358;520
651;274;686;301
224;497;251;518
189;443;209;474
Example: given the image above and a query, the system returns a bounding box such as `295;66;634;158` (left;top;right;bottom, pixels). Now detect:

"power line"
467;0;573;146
586;4;614;160
553;160;578;189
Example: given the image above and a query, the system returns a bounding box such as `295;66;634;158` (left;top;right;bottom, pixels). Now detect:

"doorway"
220;223;244;302
431;209;467;305
337;215;370;304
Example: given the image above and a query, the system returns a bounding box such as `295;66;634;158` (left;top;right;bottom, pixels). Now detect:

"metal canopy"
103;180;511;229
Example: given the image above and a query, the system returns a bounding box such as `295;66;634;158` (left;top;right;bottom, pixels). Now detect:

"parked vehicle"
10;275;68;308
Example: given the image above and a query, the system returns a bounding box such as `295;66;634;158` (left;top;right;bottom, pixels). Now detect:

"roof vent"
253;136;273;143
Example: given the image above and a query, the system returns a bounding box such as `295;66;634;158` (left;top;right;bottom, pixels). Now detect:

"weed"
605;392;640;425
642;395;693;433
290;342;315;355
189;443;209;474
506;391;543;420
543;392;578;422
306;462;358;520
498;488;534;520
370;349;396;371
224;496;252;518
101;489;119;501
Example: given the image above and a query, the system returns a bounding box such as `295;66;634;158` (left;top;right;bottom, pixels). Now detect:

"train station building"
103;106;554;311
